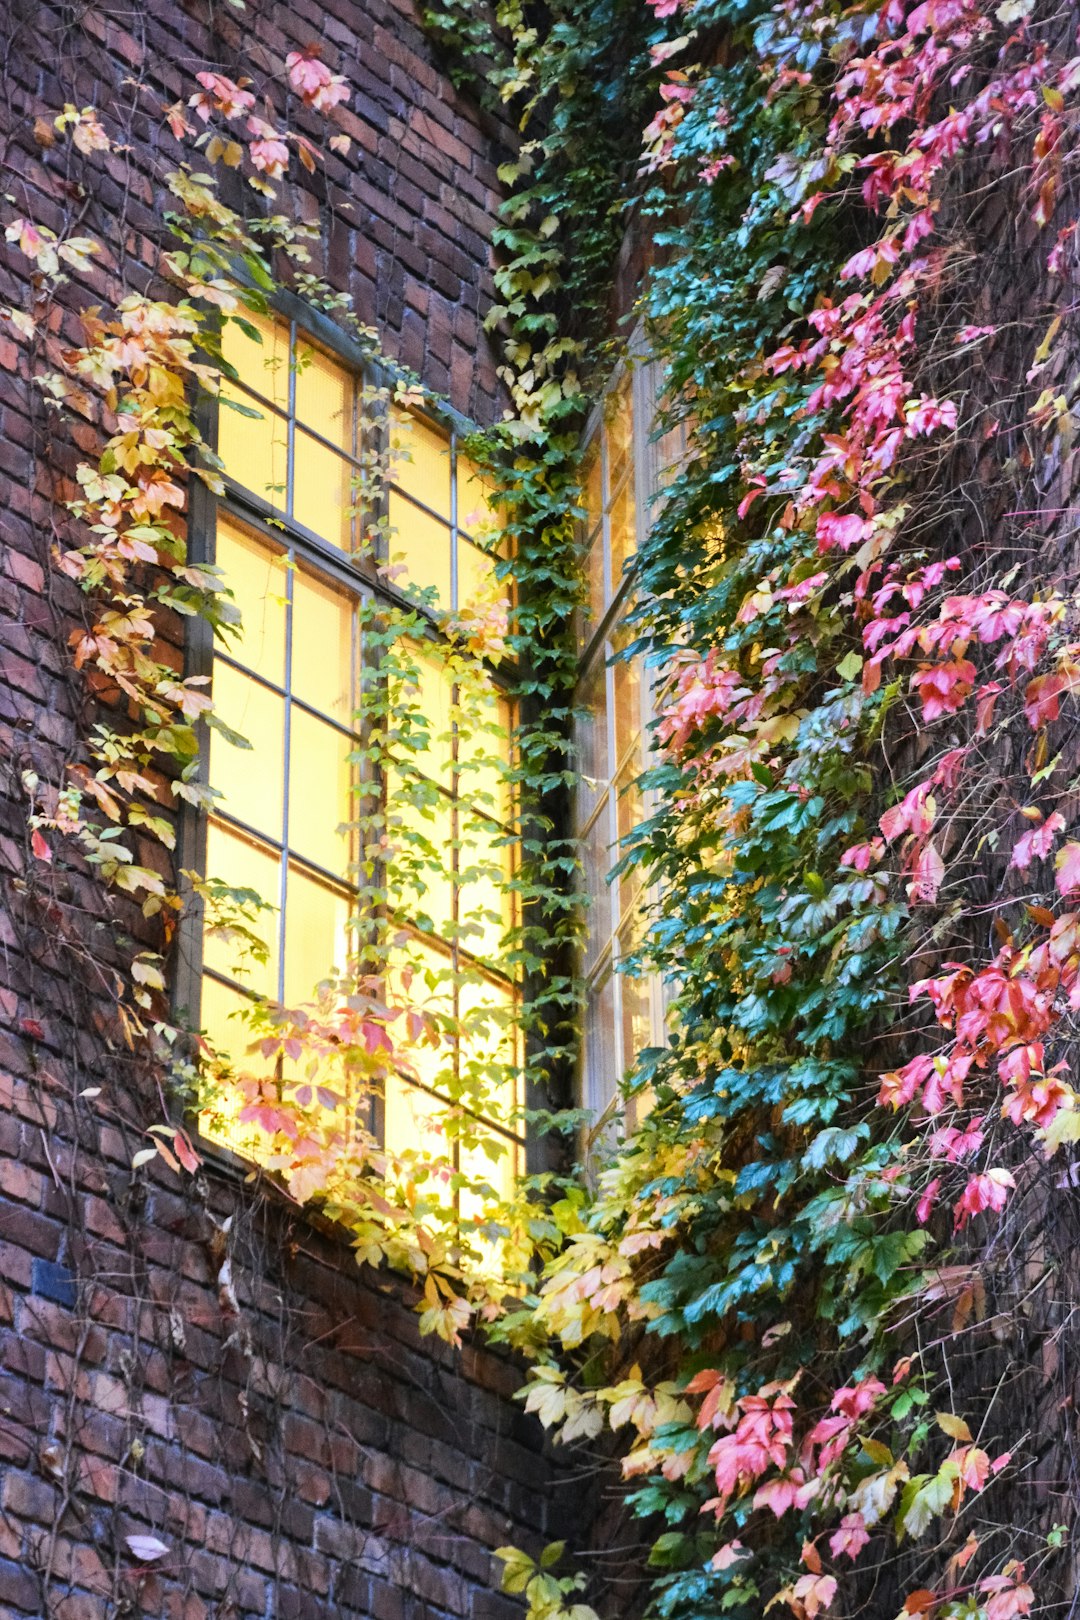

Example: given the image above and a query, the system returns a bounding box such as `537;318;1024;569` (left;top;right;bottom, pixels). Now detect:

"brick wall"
0;2;608;1616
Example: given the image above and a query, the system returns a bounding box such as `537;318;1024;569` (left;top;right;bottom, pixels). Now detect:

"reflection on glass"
294;430;353;550
288;708;354;877
389;491;451;607
202;819;280;996
291;565;356;724
390;411;452;518
209;663;285;841
216;520;287;689
283;862;351;1004
218;384;288;508
295;338;352;451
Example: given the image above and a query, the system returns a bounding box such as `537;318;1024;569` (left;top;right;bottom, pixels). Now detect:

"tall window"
188;308;522;1206
574;359;676;1135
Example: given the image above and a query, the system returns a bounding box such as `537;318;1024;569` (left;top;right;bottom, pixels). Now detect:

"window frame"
175;287;525;1188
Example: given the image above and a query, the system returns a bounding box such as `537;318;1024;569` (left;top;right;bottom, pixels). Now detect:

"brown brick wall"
0;2;604;1617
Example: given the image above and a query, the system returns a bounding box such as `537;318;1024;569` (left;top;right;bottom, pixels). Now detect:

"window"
574;357;681;1135
187;307;523;1208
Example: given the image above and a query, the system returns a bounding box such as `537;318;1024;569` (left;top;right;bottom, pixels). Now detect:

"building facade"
0;0;643;1614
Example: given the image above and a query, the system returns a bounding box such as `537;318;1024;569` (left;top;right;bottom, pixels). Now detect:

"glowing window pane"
208;664;285;842
390;410;451;518
582;965;617;1122
606;375;633;495
295;337;352;451
388;772;454;935
199;977;272;1160
608;476;636;586
388;491;451;608
615;756;644;847
582;811;613;971
576;656;609;825
384;1074;453;1186
458;682;512;821
218;384;288;509
292;565;356;725
294;430;353;550
202;819;281;997
222;311;290;411
458;814;514;959
282;862;351;1005
618;918;653;1075
387;940;455;1094
582;442;602;536
613;646;642;768
457;536;499;614
457;454;498;539
459;1130;518;1221
200;975;263;1073
288;708;355;878
215;520;287;689
406;647;454;788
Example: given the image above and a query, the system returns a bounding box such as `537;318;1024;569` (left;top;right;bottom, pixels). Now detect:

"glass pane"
613;647;643;767
458;681;512;821
406;647;454;787
582;442;602;536
282;862;352;1005
459;974;518;1093
608;477;636;588
218;383;288;509
606;375;633;497
200;975;264;1072
388;773;454;935
288;707;355;877
387;939;455;1094
575;655;609;824
583;531;606;643
389;491;451;608
619;916;653;1076
294;429;353;550
615;756;644;847
295;337;352;452
209;663;285;842
582;809;613;972
221;311;290;410
292;565;356;725
458;814;513;959
215;519;287;689
457;536;499;614
384;1074;453;1185
198;977;274;1161
202;819;280;998
390;410;452;518
457;454;498;539
459;1130;518;1220
582;967;617;1120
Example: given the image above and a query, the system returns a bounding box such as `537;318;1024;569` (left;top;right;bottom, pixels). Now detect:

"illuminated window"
575;357;681;1135
188;307;522;1205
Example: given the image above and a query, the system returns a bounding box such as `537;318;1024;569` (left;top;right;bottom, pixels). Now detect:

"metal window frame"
175;292;526;1183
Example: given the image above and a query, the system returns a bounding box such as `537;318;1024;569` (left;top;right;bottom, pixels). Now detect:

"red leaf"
1055;841;1080;898
31;829;52;862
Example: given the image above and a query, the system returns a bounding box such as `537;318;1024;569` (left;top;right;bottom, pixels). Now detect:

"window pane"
582;966;617;1120
606;375;633;496
218;384;288;509
618;916;653;1075
215;519;287;689
459;974;518;1092
291;565;357;725
615;756;644;847
209;663;285;842
613;646;643;767
608;476;636;587
457;535;499;614
457;454;498;539
388;773;454;935
583;530;606;642
387;939;454;1094
294;429;353;550
407;647;454;788
295;337;352;451
282;862;352;1005
389;491;451;608
459;1130;518;1219
201;975;264;1072
582;809;613;972
222;311;290;411
576;655;610;825
390;410;452;518
202;819;281;997
384;1074;453;1184
458;682;512;821
458;814;514;959
288;707;355;877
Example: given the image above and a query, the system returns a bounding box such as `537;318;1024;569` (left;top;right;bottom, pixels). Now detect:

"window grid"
197;311;523;1193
